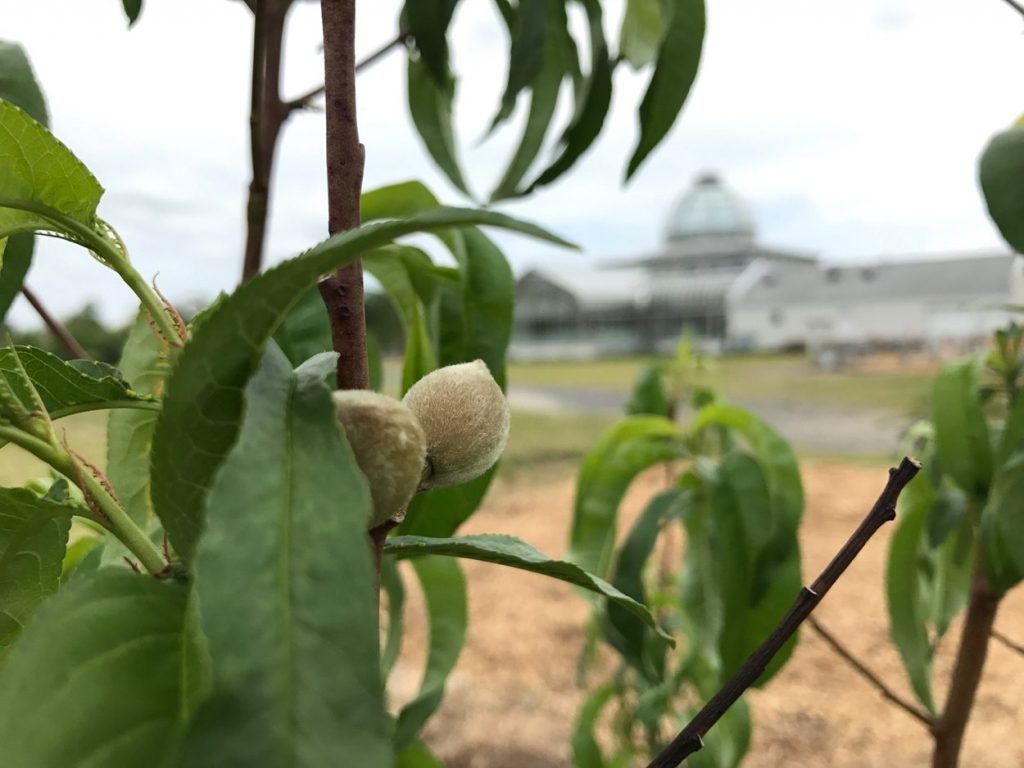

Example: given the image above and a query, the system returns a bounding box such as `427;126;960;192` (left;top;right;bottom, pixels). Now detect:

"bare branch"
646;457;922;768
999;0;1024;20
20;286;91;360
283;29;410;114
993;628;1024;657
808;615;933;730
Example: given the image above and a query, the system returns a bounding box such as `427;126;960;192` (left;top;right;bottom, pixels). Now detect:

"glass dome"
664;172;756;243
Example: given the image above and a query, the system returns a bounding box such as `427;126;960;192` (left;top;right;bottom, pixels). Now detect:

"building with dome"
512;172;1022;359
512;173;814;358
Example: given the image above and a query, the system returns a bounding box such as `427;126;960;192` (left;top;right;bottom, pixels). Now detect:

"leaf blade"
179;346;391;767
625;0;705;180
386;533;671;641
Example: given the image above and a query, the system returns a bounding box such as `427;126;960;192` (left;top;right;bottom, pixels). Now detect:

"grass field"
508;353;936;414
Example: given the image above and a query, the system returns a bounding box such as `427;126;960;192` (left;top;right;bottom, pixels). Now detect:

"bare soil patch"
390;461;1024;767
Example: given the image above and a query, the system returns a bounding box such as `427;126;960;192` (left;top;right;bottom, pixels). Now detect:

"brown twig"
992;628;1024;657
807;614;933;729
932;564;1002;767
283;30;410;113
646;457;921;768
319;0;369;391
20;286;91;360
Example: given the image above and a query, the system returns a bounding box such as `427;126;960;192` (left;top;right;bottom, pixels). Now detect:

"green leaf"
709;452;800;685
983;451;1024;591
149;206;570;564
570;415;685;577
403;0;459;87
394;555;467;749
618;0;665;69
398;468;495;538
0;98;103;241
0;345;157;423
488;0;547;133
625;0;705;180
932;359;992;498
106;312;173;526
272;286;332;367
440;227;514;386
625;362;671;417
408;57;471;197
122;0;144;25
0;487;71;652
980;124;1024;253
179;346;391;767
528;0;613;192
886;473;938;713
0;234;32;323
364;246;438;393
489;2;568;202
606;488;688;677
0;42;46;127
386;533;671;642
395;740;445;768
571;683;616;768
0;569;201;767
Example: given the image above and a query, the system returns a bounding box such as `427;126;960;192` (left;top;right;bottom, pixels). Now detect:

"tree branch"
283;29;410;114
992;628;1024;657
241;0;291;283
646;457;922;768
807;615;934;730
20;286;91;360
319;0;368;391
999;0;1024;20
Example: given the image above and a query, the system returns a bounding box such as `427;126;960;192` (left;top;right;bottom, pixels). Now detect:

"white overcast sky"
2;0;1022;327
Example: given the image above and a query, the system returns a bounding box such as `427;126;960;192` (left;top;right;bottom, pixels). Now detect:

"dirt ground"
389;461;1024;767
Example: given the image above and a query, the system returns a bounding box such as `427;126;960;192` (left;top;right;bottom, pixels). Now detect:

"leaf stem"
20;286;91;359
0;423;166;575
0;197;185;346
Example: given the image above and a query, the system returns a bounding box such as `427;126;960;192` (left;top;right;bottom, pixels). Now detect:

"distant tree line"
3;292;404;363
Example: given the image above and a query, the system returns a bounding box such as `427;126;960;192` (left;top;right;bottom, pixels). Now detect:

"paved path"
508;385;912;458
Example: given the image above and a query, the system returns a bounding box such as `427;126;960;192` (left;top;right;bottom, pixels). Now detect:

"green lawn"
509;354;935;415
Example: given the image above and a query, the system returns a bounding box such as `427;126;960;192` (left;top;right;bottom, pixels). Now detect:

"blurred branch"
992;628;1024;657
999;0;1024;20
241;0;291;282
646;457;922;768
808;615;933;729
20;286;91;360
283;29;410;114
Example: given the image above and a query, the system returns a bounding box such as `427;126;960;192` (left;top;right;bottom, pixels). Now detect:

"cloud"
1;0;1021;328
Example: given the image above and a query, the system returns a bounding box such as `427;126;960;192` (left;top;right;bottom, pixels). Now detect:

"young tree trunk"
931;566;1002;767
318;0;369;391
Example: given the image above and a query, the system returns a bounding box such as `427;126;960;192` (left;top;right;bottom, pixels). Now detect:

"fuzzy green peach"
332;389;427;528
402;360;510;488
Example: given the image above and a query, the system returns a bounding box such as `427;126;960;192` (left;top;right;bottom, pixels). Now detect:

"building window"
770;308;784;326
825;267;841;283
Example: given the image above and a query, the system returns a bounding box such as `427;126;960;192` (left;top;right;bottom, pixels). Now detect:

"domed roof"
664;172;756;243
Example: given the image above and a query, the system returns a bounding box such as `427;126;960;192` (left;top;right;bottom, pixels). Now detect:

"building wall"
729;294;1018;351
